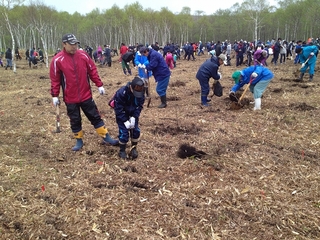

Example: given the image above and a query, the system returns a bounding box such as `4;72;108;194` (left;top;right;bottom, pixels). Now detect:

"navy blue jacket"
114;83;145;122
196;56;221;81
146;48;171;81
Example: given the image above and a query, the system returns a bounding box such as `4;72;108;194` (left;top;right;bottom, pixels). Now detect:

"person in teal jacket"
230;66;274;110
296;45;318;81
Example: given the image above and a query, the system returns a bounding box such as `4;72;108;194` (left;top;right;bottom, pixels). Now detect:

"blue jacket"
231;66;274;92
196;56;221;81
299;45;318;64
134;51;152;78
146;48;171;81
114;83;145;122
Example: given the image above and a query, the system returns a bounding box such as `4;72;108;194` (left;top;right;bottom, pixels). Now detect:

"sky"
42;0;278;15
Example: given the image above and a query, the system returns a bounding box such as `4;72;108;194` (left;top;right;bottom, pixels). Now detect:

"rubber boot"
10;66;12;70
128;69;132;75
298;72;304;81
158;95;167;108
119;143;127;159
253;98;261;111
5;66;7;70
96;126;119;146
201;95;209;107
309;74;314;81
129;141;138;160
72;130;84;151
123;69;127;75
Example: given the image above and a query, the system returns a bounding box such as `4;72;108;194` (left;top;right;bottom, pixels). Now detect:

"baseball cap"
131;77;145;98
62;33;80;45
218;54;226;62
139;46;148;54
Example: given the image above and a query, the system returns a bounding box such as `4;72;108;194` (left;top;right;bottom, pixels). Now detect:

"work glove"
301;63;305;68
229;91;238;102
129;117;135;129
310;52;315;56
52;97;60;106
251;72;258;78
218;72;222;80
138;63;142;68
141;64;146;68
124;120;131;129
98;86;105;95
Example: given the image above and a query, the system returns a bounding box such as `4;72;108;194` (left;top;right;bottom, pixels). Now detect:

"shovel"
54;103;61;133
230;77;253;110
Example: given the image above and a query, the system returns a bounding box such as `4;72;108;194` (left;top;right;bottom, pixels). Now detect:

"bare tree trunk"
3;11;16;73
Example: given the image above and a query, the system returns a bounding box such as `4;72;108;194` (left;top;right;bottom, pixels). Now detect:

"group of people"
50;34;171;160
49;33;318;161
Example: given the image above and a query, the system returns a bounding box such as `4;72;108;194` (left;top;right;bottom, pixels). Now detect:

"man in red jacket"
50;33;118;151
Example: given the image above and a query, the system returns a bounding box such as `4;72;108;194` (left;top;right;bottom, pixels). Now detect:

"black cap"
139;46;148;54
62;33;80;45
131;77;145;98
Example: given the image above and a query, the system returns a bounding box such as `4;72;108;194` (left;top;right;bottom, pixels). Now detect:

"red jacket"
50;49;103;104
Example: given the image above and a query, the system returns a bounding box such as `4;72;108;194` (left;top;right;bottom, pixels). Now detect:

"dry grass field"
0;51;319;239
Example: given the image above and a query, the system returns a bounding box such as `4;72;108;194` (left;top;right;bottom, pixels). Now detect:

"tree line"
0;0;319;54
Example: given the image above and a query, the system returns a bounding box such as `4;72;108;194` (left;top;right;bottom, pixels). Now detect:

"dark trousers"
66;98;104;133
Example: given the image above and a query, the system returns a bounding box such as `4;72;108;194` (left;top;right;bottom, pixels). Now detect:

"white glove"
141;64;146;68
124;120;131;129
52;97;60;106
310;52;315;56
138;63;142;68
129;117;135;129
301;63;305;68
98;86;105;95
251;72;258;78
218;72;222;80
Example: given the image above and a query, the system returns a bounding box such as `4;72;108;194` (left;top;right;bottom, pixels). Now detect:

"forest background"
0;0;319;54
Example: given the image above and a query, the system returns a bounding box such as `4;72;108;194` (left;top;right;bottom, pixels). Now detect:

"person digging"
229;65;274;110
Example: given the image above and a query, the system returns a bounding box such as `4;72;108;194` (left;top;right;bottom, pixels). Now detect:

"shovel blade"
230;101;243;110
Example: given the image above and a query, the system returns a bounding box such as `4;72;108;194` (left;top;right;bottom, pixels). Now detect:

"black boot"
298;72;304;81
119;143;127;160
309;74;314;81
158;95;167;108
10;66;12;70
5;66;7;70
129;142;138;160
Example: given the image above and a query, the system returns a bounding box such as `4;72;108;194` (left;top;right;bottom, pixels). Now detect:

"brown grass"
0;53;319;239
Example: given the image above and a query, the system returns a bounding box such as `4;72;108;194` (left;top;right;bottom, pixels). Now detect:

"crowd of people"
9;32;312;160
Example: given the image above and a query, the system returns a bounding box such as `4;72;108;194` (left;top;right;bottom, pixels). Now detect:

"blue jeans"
156;76;170;96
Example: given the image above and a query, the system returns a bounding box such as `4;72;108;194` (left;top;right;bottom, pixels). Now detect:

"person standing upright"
140;46;171;108
5;48;12;70
50;33;118;151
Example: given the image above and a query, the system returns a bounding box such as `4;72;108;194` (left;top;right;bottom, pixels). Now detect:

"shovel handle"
238;83;251;103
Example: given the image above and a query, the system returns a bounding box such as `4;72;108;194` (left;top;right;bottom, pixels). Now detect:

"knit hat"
232;71;242;84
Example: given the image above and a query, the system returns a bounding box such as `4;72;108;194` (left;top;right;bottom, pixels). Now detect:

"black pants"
66;98;104;133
